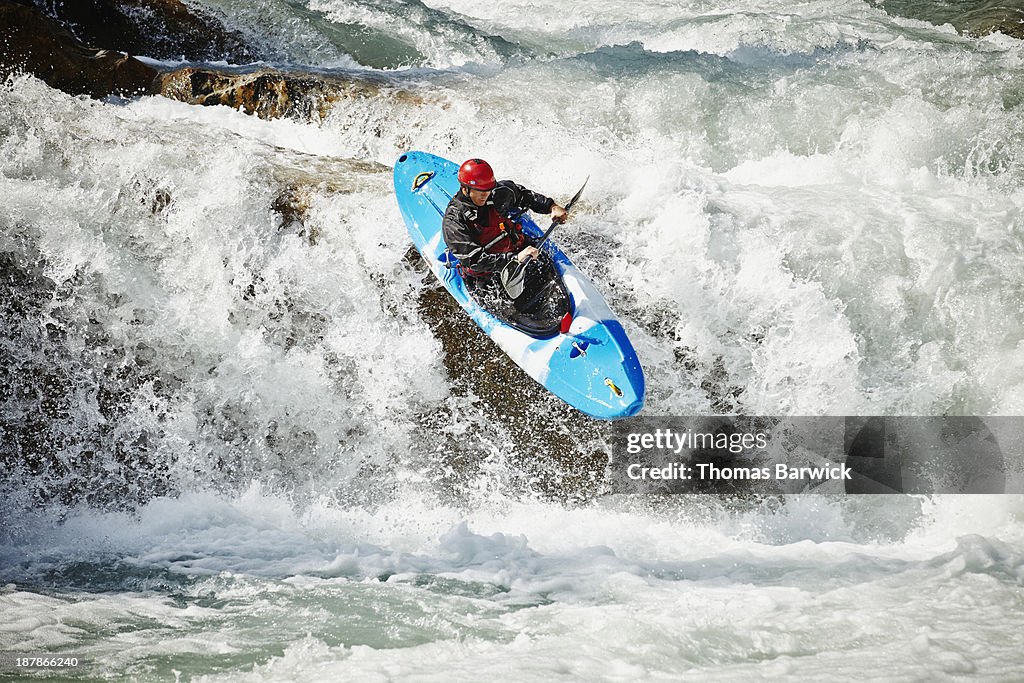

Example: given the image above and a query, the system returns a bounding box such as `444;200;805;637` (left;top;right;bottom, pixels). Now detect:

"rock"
154;65;426;121
964;11;1024;40
414;279;606;500
0;0;352;116
155;67;346;120
1;0;422;120
879;0;1024;41
0;246;174;510
272;184;318;243
0;0;159;98
20;0;258;62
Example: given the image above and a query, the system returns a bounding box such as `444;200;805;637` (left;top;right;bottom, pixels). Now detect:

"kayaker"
442;158;568;288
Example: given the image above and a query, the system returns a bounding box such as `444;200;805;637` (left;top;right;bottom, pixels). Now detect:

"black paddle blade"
501;176;589;300
564;175;589;213
500;260;527;299
536;176;590;250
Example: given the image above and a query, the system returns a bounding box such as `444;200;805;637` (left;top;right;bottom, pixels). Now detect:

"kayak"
393;151;644;420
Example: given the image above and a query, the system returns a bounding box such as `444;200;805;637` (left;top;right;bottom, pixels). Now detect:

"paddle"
499;176;589;300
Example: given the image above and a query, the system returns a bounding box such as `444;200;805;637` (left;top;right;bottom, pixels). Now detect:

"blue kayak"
393;151;644;420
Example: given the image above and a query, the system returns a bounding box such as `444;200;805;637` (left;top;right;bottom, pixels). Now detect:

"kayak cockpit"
467;255;571;339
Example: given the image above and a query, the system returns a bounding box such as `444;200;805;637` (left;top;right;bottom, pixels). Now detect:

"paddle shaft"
534;176;589;250
499;176;589;300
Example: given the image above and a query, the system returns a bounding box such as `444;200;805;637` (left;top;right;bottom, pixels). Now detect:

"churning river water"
2;0;1024;679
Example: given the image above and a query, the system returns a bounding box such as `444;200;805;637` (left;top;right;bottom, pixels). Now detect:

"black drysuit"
441;180;554;277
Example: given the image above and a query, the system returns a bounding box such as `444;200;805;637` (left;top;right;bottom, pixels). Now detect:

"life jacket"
461;205;526;278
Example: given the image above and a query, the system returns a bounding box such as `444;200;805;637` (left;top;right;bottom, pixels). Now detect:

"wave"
3;1;1024;675
0;0;1020;524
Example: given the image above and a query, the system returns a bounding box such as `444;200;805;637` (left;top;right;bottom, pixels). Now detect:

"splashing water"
2;0;1024;679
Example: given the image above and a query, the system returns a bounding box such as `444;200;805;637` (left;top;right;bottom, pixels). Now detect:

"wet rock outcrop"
16;0;258;62
0;0;159;98
155;66;429;121
0;245;174;510
878;0;1024;40
156;67;356;120
963;8;1024;40
0;0;414;121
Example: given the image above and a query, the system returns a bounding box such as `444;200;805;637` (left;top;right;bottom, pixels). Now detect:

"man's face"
468;187;491;207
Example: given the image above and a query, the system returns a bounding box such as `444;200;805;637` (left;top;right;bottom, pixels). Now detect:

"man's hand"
516;246;540;263
550;204;568;224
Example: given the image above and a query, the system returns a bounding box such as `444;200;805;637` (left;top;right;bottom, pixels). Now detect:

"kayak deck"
394;151;644;420
467;256;571;338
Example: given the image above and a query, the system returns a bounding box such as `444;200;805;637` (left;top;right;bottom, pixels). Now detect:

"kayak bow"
393;151;644;420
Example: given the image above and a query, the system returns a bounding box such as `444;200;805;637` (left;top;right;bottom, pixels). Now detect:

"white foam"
3;0;1024;673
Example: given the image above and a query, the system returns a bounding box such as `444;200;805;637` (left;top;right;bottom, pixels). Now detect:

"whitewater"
2;0;1024;679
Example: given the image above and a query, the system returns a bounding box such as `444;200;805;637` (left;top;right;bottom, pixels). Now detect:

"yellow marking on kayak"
605;378;623;397
412;172;434;191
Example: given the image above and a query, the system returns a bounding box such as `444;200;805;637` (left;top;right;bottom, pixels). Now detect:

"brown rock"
22;0;259;62
1;0;421;120
156;66;381;120
414;278;606;499
965;12;1024;40
0;0;158;98
155;67;338;119
153;63;434;121
881;0;1024;41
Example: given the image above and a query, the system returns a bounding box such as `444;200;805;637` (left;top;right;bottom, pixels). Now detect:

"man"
442;158;568;289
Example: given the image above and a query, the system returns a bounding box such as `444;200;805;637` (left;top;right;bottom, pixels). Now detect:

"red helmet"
458;158;496;191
